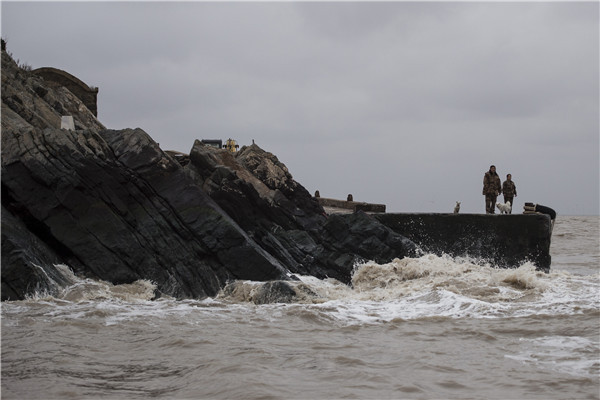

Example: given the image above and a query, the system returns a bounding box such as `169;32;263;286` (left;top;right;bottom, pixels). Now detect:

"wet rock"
1;205;73;300
2;125;292;299
316;211;419;283
253;281;298;304
219;280;301;304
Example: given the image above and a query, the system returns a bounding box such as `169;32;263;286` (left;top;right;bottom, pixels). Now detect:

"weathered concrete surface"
375;213;552;272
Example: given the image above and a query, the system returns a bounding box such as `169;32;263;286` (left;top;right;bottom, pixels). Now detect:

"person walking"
502;174;517;213
483;165;501;214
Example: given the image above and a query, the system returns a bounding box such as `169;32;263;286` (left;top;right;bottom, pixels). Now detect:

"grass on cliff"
1;37;32;71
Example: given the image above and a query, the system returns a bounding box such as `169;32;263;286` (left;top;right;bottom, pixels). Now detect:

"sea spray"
25;264;158;303
493;262;549;290
350;254;550;303
19;253;599;322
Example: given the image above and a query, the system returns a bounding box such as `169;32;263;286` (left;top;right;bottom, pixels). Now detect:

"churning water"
2;216;599;399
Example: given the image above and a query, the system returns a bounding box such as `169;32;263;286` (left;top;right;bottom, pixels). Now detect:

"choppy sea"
2;215;598;399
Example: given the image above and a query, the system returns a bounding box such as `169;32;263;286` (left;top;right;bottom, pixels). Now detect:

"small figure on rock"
502;174;517;213
483;165;502;214
454;201;461;214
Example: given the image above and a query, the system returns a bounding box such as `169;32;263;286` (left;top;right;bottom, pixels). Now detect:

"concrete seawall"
317;197;386;213
375;213;552;272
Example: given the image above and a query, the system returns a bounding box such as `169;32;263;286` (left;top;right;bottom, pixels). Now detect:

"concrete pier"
375;213;552;272
316;197;386;213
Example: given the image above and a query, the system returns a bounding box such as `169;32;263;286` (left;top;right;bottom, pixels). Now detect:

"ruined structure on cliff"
32;67;98;117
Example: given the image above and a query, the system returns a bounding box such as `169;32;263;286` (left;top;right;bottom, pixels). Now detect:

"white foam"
18;254;600;325
288;254;599;322
25;264;157;304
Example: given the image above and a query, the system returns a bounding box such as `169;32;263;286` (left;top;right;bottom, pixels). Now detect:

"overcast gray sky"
2;1;598;215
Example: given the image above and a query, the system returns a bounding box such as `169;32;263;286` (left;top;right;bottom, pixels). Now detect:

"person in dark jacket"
483;165;501;214
502;174;517;213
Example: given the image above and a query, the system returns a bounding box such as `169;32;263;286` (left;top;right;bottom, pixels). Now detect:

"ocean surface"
2;215;599;399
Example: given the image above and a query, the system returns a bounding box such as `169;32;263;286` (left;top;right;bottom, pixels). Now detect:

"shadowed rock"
1;205;74;299
1;124;294;300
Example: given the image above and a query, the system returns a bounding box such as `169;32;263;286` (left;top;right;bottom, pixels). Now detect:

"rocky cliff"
1;45;416;300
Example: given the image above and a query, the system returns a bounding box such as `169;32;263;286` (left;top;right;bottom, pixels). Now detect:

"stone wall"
316;197;386;213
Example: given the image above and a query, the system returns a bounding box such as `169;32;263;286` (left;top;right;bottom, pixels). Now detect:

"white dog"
453;201;461;214
496;201;512;214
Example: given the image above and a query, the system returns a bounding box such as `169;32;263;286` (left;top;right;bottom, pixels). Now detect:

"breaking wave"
21;253;599;323
26;264;157;303
218;254;599;322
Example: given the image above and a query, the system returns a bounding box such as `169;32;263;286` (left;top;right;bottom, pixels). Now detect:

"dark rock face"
1;46;417;300
375;213;552;272
1;125;292;300
320;212;418;276
1;205;73;299
184;142;417;284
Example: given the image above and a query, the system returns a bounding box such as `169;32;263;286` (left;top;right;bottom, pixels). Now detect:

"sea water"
2;216;598;399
